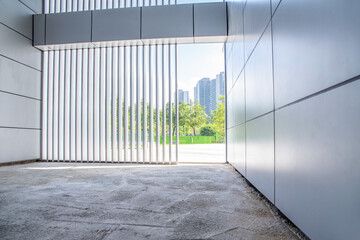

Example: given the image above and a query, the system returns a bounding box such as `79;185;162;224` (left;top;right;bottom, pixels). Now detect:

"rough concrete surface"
0;163;301;240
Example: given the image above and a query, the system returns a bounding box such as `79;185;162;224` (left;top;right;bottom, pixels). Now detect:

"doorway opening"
177;43;226;164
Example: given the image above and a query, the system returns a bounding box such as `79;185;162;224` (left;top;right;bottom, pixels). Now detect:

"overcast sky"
178;43;224;100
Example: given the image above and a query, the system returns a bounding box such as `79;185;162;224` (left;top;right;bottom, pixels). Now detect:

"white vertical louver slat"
53;50;59;161
82;48;88;162
64;50;71;161
43;0;178;164
130;45;135;163
124;46;129;162
111;47;117;162
100;47;106;161
42;51;48;161
105;47;111;162
93;48;100;161
118;46;123;162
161;44;165;163
58;50;65;161
76;49;82;162
70;50;76;161
88;48;94;162
47;50;53;161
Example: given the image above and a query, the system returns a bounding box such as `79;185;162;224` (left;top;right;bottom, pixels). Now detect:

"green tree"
168;102;190;136
200;125;216;136
178;102;190;136
186;100;207;136
211;95;225;139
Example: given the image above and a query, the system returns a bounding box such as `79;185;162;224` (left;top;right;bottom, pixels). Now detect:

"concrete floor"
179;144;226;163
0;163;302;240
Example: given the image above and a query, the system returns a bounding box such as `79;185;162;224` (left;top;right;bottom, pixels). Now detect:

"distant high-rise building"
178;89;190;104
194;78;211;115
183;91;189;104
210;72;225;112
218;72;225;96
194;72;224;116
194;85;198;102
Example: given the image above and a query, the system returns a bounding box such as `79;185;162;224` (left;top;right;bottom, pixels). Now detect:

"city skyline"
178;89;190;104
193;71;225;116
178;43;224;100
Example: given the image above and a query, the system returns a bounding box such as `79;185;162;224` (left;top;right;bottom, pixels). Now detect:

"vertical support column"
112;47;118;162
42;51;48;161
162;45;166;163
118;46;123;162
79;49;84;162
94;48;100;161
64;49;71;161
70;50;76;161
168;44;172;163
59;50;65;161
45;2;51;162
124;46;129;162
136;46;141;163
76;49;82;162
81;49;87;162
100;48;106;162
53;51;59;161
149;45;153;163
143;45;147;163
78;0;84;162
88;48;94;162
130;46;135;163
156;45;160;164
106;47;112;162
175;44;179;164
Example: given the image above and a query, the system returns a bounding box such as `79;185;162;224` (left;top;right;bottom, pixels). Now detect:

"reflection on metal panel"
42;0;178;164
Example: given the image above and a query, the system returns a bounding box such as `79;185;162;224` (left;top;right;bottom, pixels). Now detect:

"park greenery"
179;97;225;139
116;96;225;143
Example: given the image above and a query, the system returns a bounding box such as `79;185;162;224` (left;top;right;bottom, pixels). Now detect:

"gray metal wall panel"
227;85;233;127
273;0;360;108
0;0;42;164
0;0;33;39
246;113;274;203
0;128;40;163
0;24;41;70
92;8;141;42
245;25;273;120
0;56;41;99
0;92;40;129
19;0;43;14
226;52;234;93
271;0;280;14
225;42;233;65
233;72;245;126
226;90;233;128
227;127;234;165
227;1;245;40
233;123;245;175
33;14;45;46
226;0;360;238
275;80;360;240
231;37;244;88
46;11;92;45
226;1;245;85
141;4;193;39
243;0;270;61
194;3;227;37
